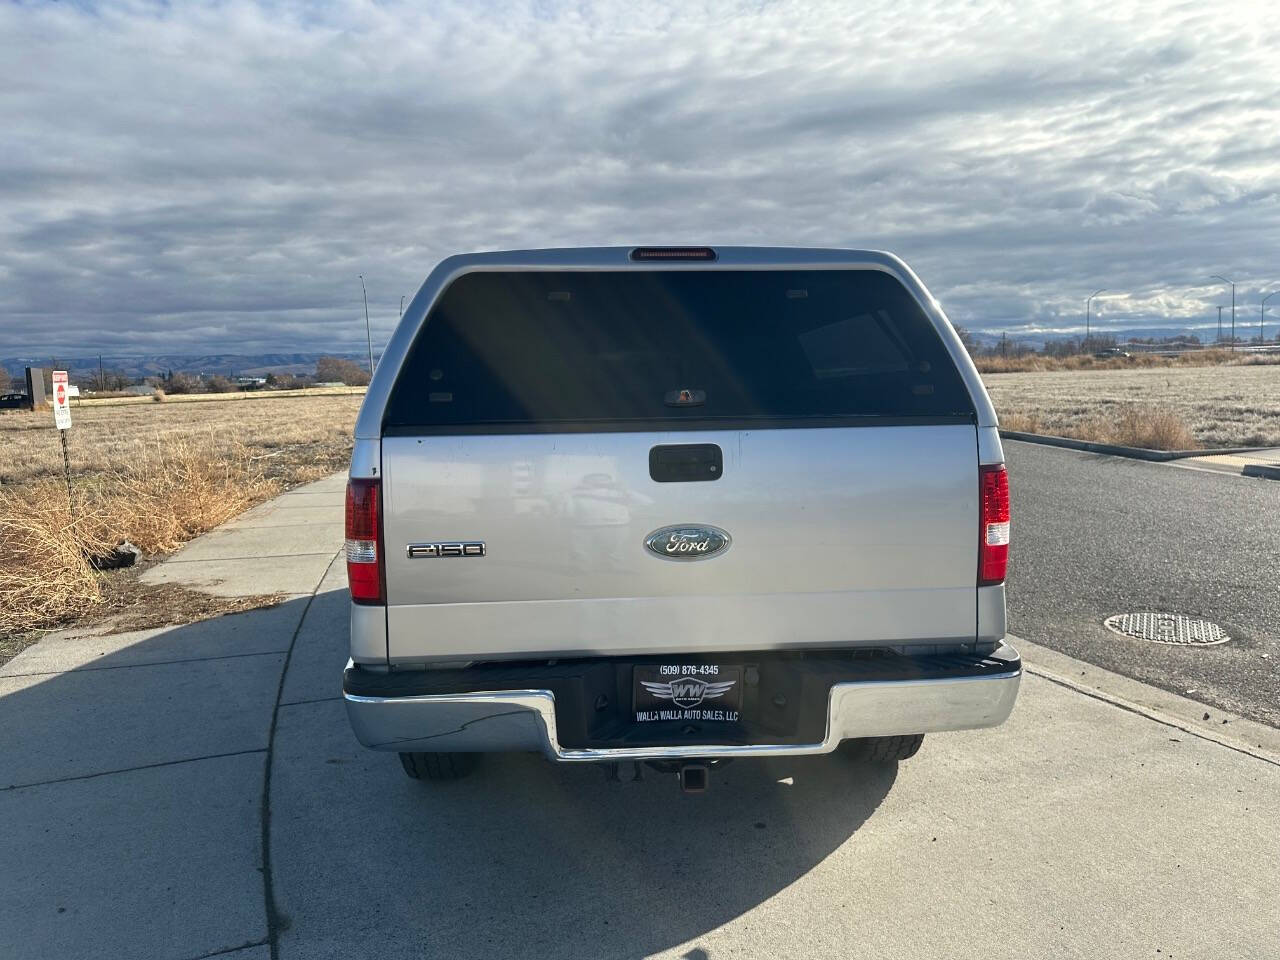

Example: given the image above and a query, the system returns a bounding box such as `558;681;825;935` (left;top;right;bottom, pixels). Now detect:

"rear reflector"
630;247;717;261
345;478;385;605
979;464;1010;585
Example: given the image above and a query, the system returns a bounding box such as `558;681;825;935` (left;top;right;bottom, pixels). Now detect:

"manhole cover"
1103;613;1230;646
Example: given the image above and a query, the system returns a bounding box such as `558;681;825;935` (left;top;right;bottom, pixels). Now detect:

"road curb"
1011;635;1280;765
999;430;1267;462
1242;464;1280;481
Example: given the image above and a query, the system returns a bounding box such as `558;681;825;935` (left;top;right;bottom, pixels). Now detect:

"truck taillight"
979;464;1010;586
345;478;385;605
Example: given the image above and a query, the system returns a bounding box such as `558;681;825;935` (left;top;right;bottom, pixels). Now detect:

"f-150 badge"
644;524;730;561
639;677;737;708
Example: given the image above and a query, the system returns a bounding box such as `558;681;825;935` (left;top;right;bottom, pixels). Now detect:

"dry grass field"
969;347;1275;374
1;392;363;488
984;364;1280;449
72;383;363;408
0;393;362;639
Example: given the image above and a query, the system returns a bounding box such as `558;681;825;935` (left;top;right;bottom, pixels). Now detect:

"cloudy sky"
2;0;1279;356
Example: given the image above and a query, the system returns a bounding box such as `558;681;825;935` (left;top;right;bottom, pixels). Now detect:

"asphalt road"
1005;439;1280;727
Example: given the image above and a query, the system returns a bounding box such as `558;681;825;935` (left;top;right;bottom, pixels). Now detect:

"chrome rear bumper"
344;645;1021;761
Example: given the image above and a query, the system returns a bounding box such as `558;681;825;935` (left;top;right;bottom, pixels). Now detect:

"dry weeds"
78;383;363;408
973;349;1279;374
1;393;360;487
985;364;1280;448
999;406;1196;450
1;393;360;639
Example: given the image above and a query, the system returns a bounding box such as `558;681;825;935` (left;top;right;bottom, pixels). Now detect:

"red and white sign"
52;370;72;430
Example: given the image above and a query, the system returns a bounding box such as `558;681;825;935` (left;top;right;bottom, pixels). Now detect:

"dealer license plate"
632;664;744;723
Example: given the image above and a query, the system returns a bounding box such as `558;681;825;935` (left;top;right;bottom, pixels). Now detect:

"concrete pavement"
1180;446;1280;481
1;473;347;960
3;471;1279;959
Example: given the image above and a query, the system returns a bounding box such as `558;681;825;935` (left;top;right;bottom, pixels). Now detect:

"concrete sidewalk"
1181;446;1280;481
3;472;1279;959
0;473;347;960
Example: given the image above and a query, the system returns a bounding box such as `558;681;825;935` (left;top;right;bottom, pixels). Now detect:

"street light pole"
1211;275;1235;351
1085;289;1106;345
1263;291;1278;346
1217;306;1224;344
359;275;374;375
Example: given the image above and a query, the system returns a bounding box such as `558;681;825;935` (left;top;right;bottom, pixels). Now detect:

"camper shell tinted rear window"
383;269;975;432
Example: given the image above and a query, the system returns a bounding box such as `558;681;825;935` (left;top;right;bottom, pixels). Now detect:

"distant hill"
971;324;1222;351
1;353;374;383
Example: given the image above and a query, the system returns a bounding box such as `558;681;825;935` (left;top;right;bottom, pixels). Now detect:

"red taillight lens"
979;464;1010;585
345;478;384;605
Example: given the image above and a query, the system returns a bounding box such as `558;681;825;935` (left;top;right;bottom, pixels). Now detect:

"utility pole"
1263;291;1278;346
1085;289;1106;346
359;275;374;376
1211;275;1235;351
98;354;104;392
400;295;405;320
1217;306;1224;344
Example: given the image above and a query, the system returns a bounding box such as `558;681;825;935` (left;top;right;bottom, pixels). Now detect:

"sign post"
52;370;73;510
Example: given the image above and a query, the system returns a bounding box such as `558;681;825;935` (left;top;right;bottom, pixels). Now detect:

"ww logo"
639;676;737;709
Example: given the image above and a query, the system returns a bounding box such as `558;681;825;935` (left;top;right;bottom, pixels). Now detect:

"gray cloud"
2;0;1279;356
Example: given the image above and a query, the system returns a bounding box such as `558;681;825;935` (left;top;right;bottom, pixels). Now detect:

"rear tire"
398;751;478;781
840;734;924;763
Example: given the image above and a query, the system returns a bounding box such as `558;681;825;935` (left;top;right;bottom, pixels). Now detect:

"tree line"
1;355;371;397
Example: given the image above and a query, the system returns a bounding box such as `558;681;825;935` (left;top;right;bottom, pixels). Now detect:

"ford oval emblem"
644;524;731;561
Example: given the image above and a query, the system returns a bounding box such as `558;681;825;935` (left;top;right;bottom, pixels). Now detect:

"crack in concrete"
259;549;343;960
180;936;271;960
163;552;336;565
2;748;268;793
3;649;287;679
278;695;342;708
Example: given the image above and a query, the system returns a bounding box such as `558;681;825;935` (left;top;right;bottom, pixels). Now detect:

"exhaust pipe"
678;762;709;794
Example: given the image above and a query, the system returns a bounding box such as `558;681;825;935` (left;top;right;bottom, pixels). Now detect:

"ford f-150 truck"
342;246;1020;793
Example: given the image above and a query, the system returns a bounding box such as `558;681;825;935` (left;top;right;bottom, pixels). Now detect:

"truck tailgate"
382;423;976;661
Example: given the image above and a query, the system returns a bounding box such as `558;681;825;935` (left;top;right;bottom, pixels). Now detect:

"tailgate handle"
649;444;723;483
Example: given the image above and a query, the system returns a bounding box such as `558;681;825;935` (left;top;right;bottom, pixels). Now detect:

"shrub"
1101;406;1197;450
315;355;371;386
998;404;1197;451
0;439;279;632
165;373;198;394
999;412;1042;433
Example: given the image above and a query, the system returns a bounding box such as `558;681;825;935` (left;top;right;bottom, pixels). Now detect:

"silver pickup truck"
342;246;1020;793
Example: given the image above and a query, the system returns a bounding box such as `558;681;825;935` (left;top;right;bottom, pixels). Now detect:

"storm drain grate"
1104;613;1230;646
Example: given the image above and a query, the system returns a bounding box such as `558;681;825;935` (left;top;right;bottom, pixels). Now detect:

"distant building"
126;384;157;396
